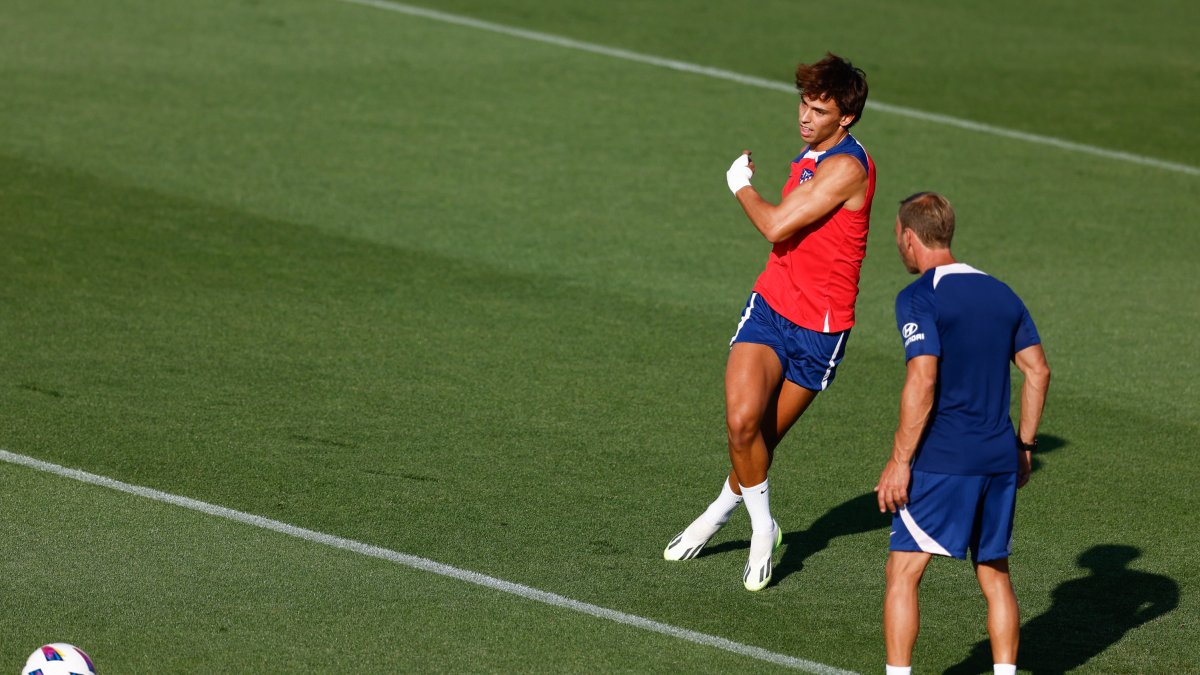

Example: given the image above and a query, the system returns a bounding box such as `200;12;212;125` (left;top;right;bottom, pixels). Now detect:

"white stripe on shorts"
729;293;758;348
818;330;846;390
898;506;952;557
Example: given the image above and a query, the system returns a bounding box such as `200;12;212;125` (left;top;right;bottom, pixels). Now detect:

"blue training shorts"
729;292;850;392
890;470;1017;563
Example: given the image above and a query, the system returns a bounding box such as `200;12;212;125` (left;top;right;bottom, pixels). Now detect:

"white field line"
336;0;1200;178
0;449;856;675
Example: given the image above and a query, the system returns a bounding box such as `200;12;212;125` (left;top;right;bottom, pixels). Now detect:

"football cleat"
663;515;724;561
742;519;782;591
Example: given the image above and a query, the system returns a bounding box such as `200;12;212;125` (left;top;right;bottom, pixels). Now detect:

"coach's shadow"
943;544;1179;674
705;492;890;581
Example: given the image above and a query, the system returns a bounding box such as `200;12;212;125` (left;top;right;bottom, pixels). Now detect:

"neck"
812;128;849;152
916;249;956;274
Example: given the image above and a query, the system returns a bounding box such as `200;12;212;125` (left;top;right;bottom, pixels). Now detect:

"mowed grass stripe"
3;2;1196;670
335;0;1200;178
0;449;855;675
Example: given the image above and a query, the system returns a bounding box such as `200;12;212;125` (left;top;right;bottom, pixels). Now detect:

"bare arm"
876;355;938;513
734;153;866;243
1013;343;1051;487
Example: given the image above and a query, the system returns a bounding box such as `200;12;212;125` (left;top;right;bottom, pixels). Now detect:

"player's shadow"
702;435;1065;583
774;491;890;583
760;434;1066;584
705;492;890;581
943;544;1179;674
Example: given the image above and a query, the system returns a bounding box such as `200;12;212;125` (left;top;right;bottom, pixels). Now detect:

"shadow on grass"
702;491;890;583
943;544;1179;674
1029;434;1067;477
702;434;1068;586
774;491;891;584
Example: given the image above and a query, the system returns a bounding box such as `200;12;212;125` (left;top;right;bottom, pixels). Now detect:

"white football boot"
663;514;725;561
742;519;782;591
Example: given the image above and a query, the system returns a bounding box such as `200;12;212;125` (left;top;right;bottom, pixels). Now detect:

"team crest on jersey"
799;168;814;183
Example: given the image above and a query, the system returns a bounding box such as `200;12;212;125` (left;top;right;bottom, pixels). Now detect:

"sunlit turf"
1;0;1196;672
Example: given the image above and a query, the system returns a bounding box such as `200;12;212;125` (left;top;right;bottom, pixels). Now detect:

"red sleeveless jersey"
751;133;875;333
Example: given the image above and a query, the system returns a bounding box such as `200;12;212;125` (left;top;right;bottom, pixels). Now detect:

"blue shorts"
890;470;1017;563
729;293;850;392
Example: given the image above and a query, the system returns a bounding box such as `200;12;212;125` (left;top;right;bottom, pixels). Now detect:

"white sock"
885;666;911;675
994;665;1016;675
739;479;773;535
701;477;743;527
681;478;743;540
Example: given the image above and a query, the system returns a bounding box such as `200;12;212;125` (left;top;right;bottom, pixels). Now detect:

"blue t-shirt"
895;263;1041;474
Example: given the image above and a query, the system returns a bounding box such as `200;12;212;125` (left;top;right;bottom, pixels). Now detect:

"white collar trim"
933;263;987;289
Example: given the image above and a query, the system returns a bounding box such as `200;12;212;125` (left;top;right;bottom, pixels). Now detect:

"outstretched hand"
875;458;911;513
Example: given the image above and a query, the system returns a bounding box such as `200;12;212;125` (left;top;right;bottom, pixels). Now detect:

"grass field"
1;0;1197;672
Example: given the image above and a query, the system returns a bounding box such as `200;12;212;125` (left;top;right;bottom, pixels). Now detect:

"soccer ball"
21;644;96;675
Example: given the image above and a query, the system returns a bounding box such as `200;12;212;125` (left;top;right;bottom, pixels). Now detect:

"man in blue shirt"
875;193;1051;675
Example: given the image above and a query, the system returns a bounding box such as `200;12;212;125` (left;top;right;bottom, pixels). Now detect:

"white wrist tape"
726;153;753;194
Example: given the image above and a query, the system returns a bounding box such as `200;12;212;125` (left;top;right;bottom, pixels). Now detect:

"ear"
839;113;856;129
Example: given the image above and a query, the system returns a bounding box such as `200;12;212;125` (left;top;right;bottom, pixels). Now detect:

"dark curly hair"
795;53;869;128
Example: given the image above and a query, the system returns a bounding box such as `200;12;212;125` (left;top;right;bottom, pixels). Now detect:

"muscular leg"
975;558;1020;665
724;342;782;488
665;345;818;565
726;376;819;494
763;378;819;453
884;551;932;667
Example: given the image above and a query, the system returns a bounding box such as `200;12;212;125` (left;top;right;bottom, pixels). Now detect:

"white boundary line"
336;0;1200;178
0;449;856;675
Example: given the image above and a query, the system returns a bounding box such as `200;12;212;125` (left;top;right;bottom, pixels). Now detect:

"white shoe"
742;519;782;591
663;515;724;561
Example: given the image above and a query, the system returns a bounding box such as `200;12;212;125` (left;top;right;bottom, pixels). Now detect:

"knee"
975;560;1013;593
725;408;761;450
977;573;1015;601
886;554;930;590
886;569;922;593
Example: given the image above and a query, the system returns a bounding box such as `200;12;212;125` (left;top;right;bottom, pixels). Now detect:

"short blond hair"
898;192;955;248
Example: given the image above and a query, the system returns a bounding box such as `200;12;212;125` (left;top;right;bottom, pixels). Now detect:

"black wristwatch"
1017;438;1038;452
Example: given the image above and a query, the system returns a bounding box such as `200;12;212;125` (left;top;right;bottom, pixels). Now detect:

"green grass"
412;0;1200;166
2;464;795;672
1;0;1197;672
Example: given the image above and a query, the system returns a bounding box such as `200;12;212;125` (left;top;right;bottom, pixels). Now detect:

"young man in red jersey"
664;53;875;591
